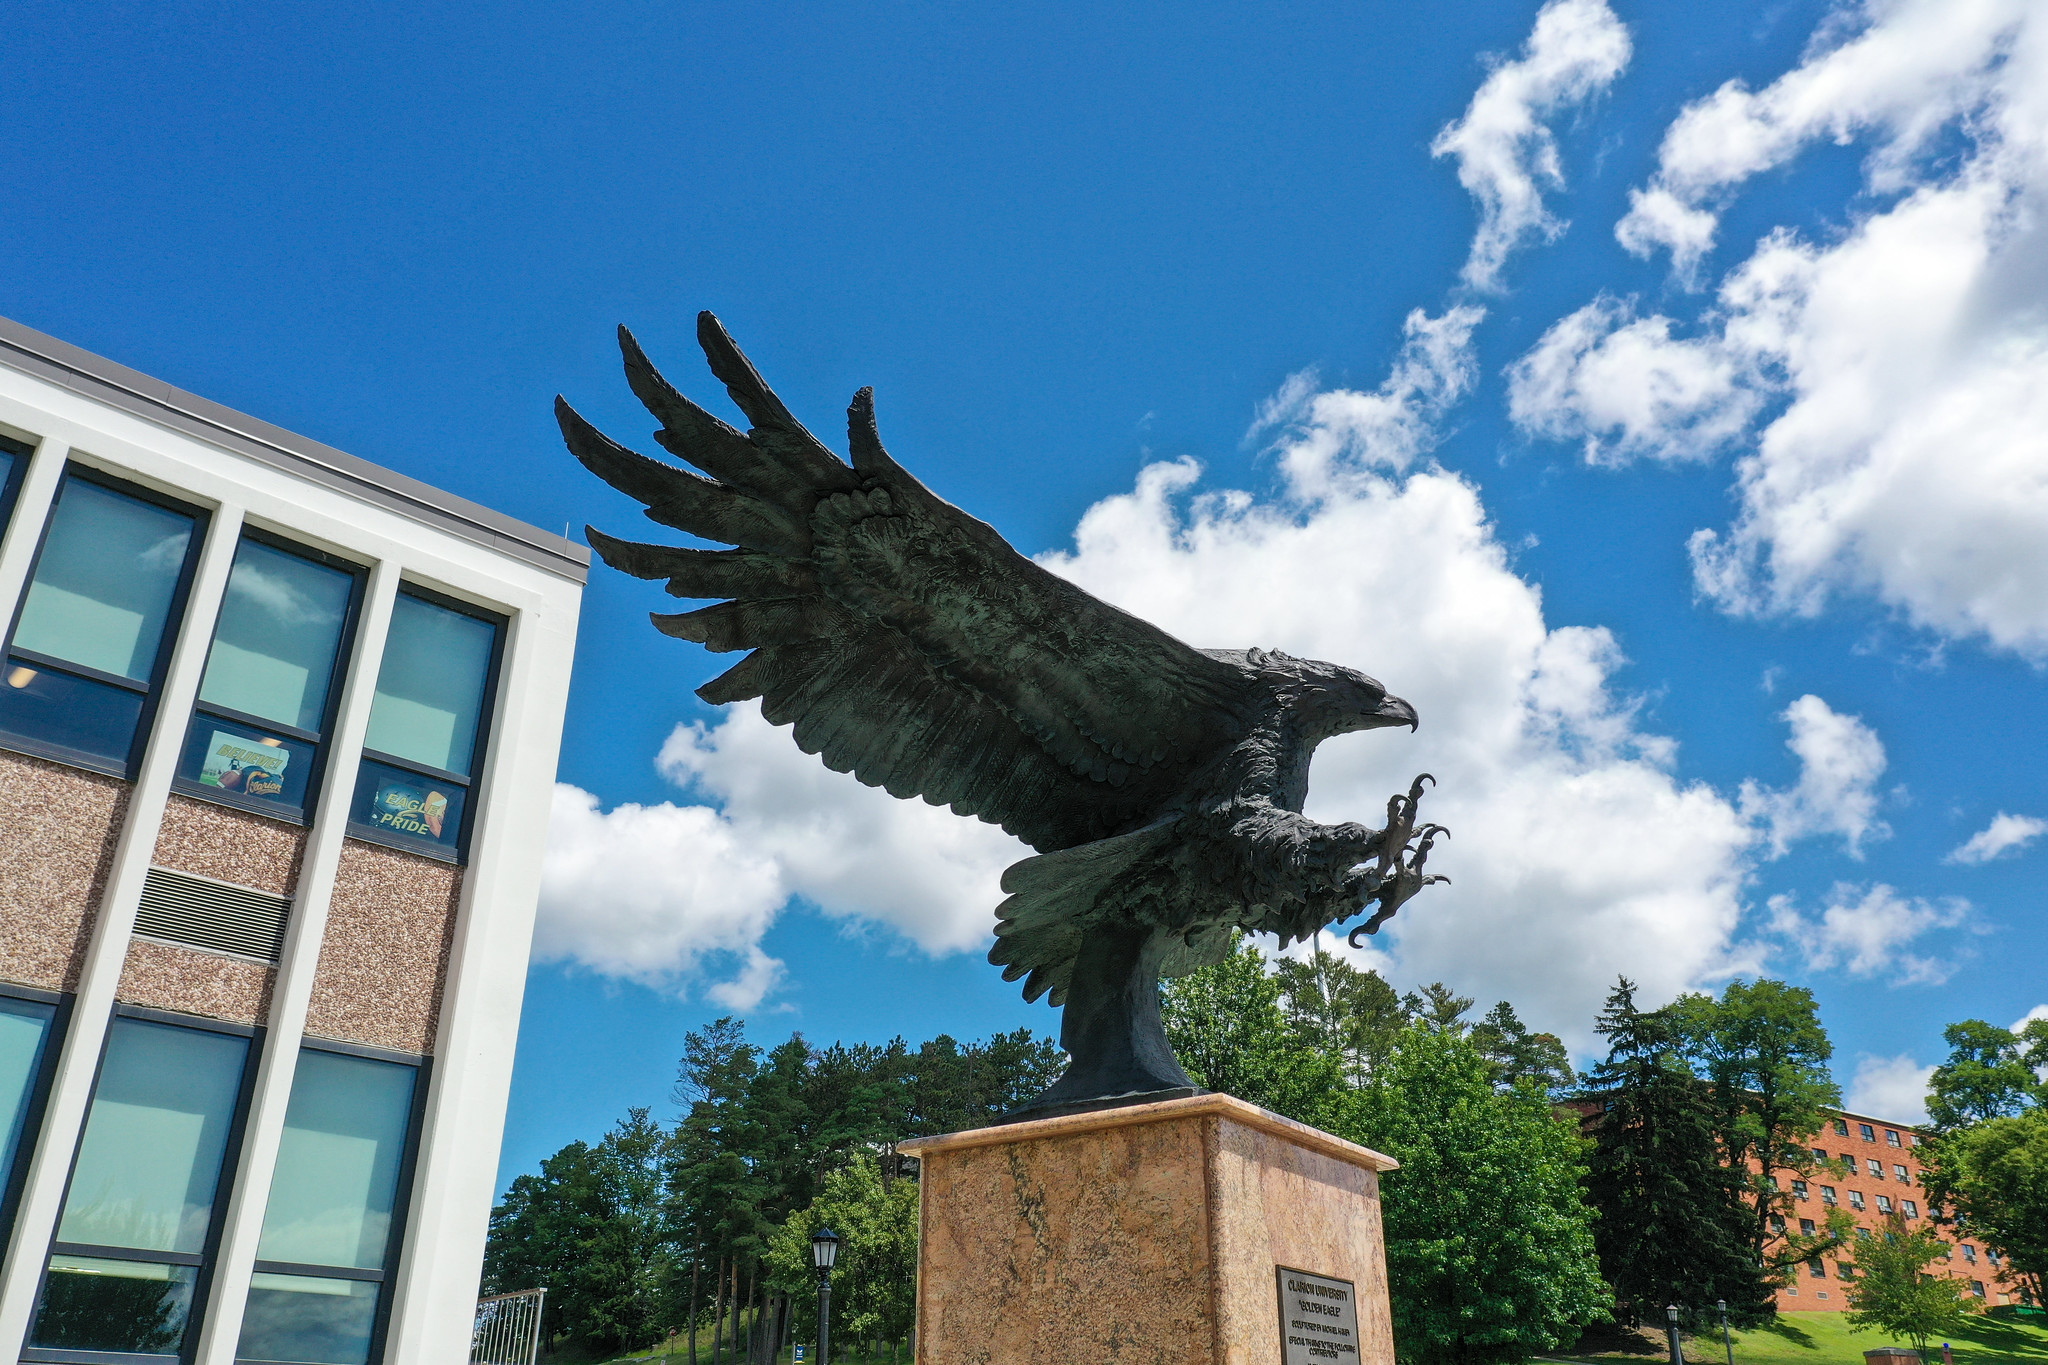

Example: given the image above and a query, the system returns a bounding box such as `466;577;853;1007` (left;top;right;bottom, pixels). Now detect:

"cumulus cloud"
1513;0;2048;658
1431;0;1632;291
1768;882;1972;985
1948;812;2048;864
1505;294;1760;465
1739;695;1890;859
2013;1004;2048;1030
1845;1052;1935;1125
536;785;788;1007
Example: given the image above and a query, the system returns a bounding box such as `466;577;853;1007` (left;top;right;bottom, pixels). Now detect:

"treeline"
484;944;2046;1364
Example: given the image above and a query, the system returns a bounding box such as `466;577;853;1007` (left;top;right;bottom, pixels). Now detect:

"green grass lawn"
1556;1312;2048;1365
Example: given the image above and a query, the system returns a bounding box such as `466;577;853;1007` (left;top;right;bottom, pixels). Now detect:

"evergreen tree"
1403;982;1475;1033
1470;1001;1575;1095
1579;979;1773;1329
1345;1021;1611;1364
1272;947;1407;1084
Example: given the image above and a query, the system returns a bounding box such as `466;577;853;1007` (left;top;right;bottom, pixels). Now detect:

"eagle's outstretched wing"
560;313;1257;853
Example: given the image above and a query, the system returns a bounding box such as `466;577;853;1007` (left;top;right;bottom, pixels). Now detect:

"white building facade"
0;316;585;1365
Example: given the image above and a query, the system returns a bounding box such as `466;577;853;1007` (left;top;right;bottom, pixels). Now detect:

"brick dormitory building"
1757;1106;2027;1312
0;316;584;1365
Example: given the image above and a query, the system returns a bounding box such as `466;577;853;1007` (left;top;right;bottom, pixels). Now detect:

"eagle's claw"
1346;774;1448;945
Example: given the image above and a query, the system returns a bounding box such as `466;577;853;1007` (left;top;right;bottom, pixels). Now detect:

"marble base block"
897;1092;1398;1365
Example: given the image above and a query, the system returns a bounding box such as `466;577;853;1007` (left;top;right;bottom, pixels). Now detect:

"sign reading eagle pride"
367;775;453;842
1277;1267;1360;1365
197;731;290;800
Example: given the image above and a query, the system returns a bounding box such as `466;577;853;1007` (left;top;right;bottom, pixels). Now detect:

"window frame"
237;1037;430;1365
24;1006;263;1365
0;433;32;534
345;582;506;864
170;529;369;826
0;465;211;780
0;982;68;1250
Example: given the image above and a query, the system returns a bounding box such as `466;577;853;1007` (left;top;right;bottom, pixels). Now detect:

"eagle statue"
560;313;1447;1118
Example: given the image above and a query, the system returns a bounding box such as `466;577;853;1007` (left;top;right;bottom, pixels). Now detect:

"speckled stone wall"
0;750;130;991
900;1094;1399;1365
150;794;305;896
303;839;460;1055
117;938;273;1024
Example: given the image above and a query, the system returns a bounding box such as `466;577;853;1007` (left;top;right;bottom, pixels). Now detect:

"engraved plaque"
1276;1266;1361;1365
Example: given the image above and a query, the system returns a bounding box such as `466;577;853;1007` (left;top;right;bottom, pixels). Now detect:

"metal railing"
472;1287;546;1365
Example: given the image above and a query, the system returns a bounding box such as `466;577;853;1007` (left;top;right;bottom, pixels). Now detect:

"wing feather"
565;312;1257;851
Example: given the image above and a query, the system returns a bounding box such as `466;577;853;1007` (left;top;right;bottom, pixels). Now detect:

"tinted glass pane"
238;1274;380;1365
177;713;318;813
58;1018;249;1254
14;478;194;680
363;593;493;776
0;660;146;766
350;757;467;855
200;539;354;733
0;997;54;1184
256;1050;415;1269
30;1255;195;1355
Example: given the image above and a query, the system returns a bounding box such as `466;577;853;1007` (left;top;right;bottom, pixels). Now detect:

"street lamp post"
1717;1300;1733;1365
1666;1304;1684;1365
811;1228;840;1365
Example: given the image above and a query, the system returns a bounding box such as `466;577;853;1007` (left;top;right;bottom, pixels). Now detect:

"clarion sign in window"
1277;1266;1361;1365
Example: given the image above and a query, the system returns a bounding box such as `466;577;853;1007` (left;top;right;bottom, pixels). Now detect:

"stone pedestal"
897;1092;1399;1365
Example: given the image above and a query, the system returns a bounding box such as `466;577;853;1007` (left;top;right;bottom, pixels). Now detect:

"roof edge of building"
0;314;590;585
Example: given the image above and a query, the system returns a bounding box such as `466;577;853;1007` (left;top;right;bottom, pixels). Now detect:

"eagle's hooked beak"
1375;694;1419;731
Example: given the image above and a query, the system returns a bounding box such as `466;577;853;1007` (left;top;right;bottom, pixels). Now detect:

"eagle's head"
1241;646;1418;740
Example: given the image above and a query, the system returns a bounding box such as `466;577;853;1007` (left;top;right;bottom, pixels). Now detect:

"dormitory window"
173;533;364;822
1822;1186;1838;1205
0;985;60;1235
28;1012;252;1360
1972;1281;1986;1298
1886;1130;1902;1147
237;1044;421;1365
1807;1260;1825;1279
1904;1200;1918;1218
1860;1124;1877;1141
1810;1146;1828;1161
1800;1218;1816;1235
1792;1179;1809;1200
1963;1245;1977;1263
1876;1195;1893;1214
1850;1190;1866;1211
0;468;206;775
348;588;502;861
1868;1158;1883;1177
1895;1164;1910;1183
1834;1118;1851;1136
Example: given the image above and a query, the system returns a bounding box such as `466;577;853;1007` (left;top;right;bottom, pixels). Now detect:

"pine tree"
1581;979;1774;1329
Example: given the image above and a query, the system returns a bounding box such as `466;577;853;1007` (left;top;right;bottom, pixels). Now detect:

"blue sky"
6;0;2044;1192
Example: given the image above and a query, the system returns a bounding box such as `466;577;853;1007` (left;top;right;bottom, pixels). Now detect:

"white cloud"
1738;694;1889;858
1505;294;1760;465
2012;1004;2048;1031
536;784;788;1007
1768;882;1972;985
1431;0;1632;291
1537;0;2048;659
1845;1052;1935;1125
1948;811;2048;864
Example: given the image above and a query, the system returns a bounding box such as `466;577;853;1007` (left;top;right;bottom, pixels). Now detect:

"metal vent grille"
136;867;290;963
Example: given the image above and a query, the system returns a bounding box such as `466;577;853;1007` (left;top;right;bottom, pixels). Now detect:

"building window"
172;534;364;823
1877;1195;1893;1214
237;1044;422;1365
1771;1214;1787;1233
1962;1245;1977;1263
1800;1218;1817;1236
1850;1190;1866;1211
349;588;503;862
1841;1152;1856;1167
1821;1185;1838;1206
0;436;31;535
1860;1124;1877;1142
0;986;61;1238
1810;1146;1828;1161
1793;1179;1809;1200
29;1013;251;1359
1989;1249;2002;1267
0;469;207;775
1971;1281;1986;1298
1868;1158;1884;1177
1835;1118;1851;1137
1808;1259;1825;1279
1903;1200;1918;1218
1886;1129;1902;1147
1838;1262;1856;1280
1895;1164;1910;1183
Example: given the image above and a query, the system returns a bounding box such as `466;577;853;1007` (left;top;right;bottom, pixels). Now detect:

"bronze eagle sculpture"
560;313;1446;1116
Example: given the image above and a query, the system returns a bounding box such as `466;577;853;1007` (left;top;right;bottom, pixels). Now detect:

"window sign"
173;534;361;822
238;1047;421;1365
32;1016;251;1358
351;588;501;861
0;469;206;774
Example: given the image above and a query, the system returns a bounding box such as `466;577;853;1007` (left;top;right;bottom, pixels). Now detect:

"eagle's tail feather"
989;821;1177;1007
